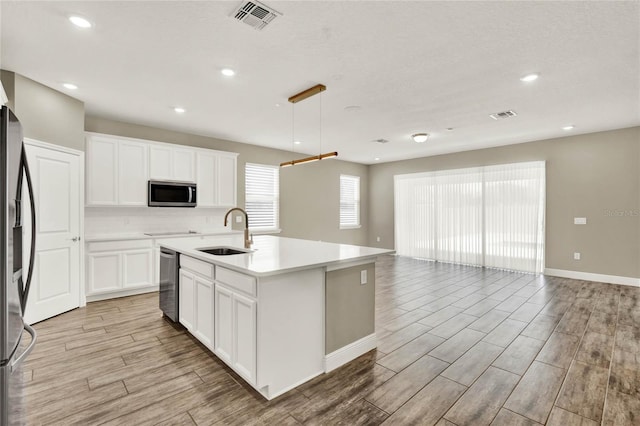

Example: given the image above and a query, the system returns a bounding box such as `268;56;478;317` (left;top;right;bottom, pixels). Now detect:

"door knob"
71;236;80;242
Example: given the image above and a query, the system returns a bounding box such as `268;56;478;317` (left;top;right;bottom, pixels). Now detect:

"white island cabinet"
163;235;393;400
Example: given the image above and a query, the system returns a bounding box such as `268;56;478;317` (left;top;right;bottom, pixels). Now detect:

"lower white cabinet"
86;240;154;298
214;282;257;384
179;257;215;349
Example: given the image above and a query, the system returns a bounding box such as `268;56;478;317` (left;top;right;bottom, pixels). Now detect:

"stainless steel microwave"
148;180;197;207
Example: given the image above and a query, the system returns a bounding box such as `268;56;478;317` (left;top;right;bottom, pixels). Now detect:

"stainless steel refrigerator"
0;105;37;425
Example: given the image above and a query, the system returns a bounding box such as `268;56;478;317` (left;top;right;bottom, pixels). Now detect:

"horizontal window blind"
394;161;545;273
340;175;360;228
245;163;279;231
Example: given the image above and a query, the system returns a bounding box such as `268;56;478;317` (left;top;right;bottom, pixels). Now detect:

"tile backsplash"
85;207;230;236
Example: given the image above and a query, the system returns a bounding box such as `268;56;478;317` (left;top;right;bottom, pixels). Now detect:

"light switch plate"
574;252;581;260
376;236;381;242
574;217;587;225
360;270;367;285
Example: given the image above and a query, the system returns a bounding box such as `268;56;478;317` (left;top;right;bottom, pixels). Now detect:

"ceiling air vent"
489;110;518;120
232;0;282;31
373;138;389;144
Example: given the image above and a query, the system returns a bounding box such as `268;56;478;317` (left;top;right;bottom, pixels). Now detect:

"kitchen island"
161;235;393;400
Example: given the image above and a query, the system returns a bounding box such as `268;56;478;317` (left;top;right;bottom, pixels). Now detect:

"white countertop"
85;229;242;242
162;235;394;277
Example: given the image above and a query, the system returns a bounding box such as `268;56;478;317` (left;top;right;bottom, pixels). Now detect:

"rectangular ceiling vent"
232;1;282;31
489;110;518;120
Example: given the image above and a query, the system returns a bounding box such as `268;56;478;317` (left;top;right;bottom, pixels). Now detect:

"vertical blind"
340;175;360;228
394;161;545;273
245;163;279;231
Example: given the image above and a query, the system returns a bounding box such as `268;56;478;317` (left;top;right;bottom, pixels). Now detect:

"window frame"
339;174;361;229
244;162;280;233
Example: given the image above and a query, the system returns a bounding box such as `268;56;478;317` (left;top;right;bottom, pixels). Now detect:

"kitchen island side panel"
257;268;325;399
325;263;375;354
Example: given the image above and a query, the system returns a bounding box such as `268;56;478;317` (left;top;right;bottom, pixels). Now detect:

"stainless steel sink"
198;247;250;256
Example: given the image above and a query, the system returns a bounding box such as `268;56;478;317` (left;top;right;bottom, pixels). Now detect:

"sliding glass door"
394;161;545;273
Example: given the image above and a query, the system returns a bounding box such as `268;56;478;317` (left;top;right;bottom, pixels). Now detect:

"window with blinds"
340;174;360;228
394;161;546;273
245;163;279;231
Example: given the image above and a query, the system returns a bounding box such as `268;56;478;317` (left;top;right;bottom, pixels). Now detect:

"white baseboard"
86;285;159;302
324;333;377;373
544;268;640;287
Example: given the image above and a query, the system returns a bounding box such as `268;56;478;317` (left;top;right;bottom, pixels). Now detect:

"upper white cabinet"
196;151;237;208
86;136;118;205
217;153;237;207
119;140;149;206
149;145;196;182
86;132;237;208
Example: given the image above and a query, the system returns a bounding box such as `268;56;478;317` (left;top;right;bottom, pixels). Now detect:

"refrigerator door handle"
10;322;37;373
20;144;37;313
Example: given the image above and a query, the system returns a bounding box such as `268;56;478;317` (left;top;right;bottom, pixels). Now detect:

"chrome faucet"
224;207;253;249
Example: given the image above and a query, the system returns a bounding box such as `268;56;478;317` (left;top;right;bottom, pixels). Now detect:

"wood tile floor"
19;255;640;425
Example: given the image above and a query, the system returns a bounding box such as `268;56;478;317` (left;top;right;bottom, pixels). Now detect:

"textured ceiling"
1;1;638;164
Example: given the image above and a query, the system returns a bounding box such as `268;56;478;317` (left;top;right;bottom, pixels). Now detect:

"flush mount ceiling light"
63;83;78;90
69;15;92;28
412;133;429;143
562;125;575;131
293;140;301;145
221;68;236;77
280;84;338;168
520;73;539;82
174;107;186;114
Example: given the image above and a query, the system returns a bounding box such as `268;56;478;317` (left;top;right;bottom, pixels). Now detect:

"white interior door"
23;142;82;324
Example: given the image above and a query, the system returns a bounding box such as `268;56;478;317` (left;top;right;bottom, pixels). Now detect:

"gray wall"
1;71;85;151
325;263;375;353
85;116;369;246
368;126;640;279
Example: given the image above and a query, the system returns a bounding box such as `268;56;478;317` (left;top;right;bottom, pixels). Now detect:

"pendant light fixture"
280;84;338;168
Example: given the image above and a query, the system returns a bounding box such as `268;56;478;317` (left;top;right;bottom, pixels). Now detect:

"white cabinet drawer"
88;239;152;252
181;255;214;280
216;267;256;298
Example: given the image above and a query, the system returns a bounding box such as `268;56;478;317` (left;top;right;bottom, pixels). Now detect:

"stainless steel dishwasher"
159;247;179;322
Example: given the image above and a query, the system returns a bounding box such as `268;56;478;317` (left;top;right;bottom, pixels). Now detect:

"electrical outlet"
574;252;581;260
235;215;242;223
574;217;587;225
360;270;367;285
376;236;381;242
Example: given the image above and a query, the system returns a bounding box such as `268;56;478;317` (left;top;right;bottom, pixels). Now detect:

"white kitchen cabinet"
86;136;118;206
217;153;237;207
180;256;215;349
196;151;218;207
179;269;196;332
87;132;237;208
150;144;195;182
118;140;149;206
214;266;257;384
214;284;233;364
232;292;257;382
173;147;196;182
86;239;154;299
195;276;214;348
149;145;172;180
87;252;121;293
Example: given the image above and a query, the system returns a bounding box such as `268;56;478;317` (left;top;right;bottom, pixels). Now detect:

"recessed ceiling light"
69;16;92;28
63;83;78;90
520;73;539;82
374;157;380;161
174;107;186;114
275;103;281;107
221;68;235;77
562;125;575;131
412;133;429;143
294;141;301;145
